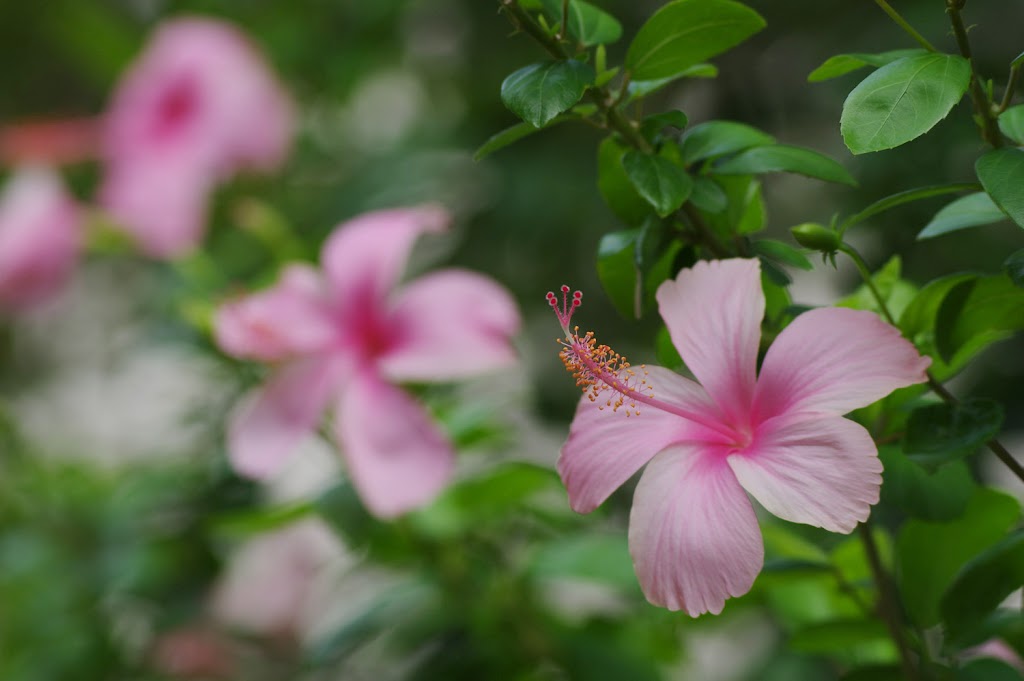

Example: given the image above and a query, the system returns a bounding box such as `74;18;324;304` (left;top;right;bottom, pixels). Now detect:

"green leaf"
529;533;637;589
654;324;685;370
841;182;980;231
997;104;1024;145
1005;249;1024;288
598;137;652;224
917;192;1007;239
640;110;688;141
625;0;765;81
879;446;975;522
713;144;857;185
956;659;1024;681
945;609;1024;658
903;399;1004;470
625;64;719;102
837;255;916;321
538;0;623;46
942;531;1024;638
751;239;813;270
622;150;693;216
689;175;728;212
976;148;1024;228
788;619;891;655
936;274;1024;371
316;483;415;563
807;49;928;83
841;54;971;154
679;120;775;164
897;488;1020;626
500;60;595;127
474;116;572;161
702;174;766;235
841;666;905;681
900;273;977;341
597;229;640;318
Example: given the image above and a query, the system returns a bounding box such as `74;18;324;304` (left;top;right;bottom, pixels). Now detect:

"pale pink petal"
655;258;764;427
558;365;725;514
227;357;343;480
753;307;930;422
0;167;80;310
320;205;449;306
728;413;882;533
336;370;454;518
629;446;763;616
215;265;339;362
100;157;212;257
378;269;520;382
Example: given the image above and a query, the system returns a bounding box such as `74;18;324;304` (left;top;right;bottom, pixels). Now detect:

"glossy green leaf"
640;110;688;142
689;175;728;212
841;54;971;154
917;192;1006;239
942;531;1024;638
500;60;595;127
807;48;928;82
714;144;857;185
935;274;1024;372
622;150;693;216
897;488;1020;626
998;104;1024;145
903;399;1004;470
945;609;1024;658
878;446;975;522
976;148;1024;228
703;174;766;235
1005;249;1024;288
529;533;637;589
751;239;813;270
538;0;623;46
474;116;572;161
654;325;684;371
597;137;652;224
625;0;765;81
597;229;640;318
679;120;775;164
625;64;719;102
841;182;979;232
900;273;977;341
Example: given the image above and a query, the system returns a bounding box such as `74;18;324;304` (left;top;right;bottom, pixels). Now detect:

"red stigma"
546;284;582;336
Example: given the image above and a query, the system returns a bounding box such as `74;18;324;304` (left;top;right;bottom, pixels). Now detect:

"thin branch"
946;0;1004;147
873;0;938;52
997;64;1020;114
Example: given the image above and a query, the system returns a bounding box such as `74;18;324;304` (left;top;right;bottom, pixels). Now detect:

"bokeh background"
1;1;1022;679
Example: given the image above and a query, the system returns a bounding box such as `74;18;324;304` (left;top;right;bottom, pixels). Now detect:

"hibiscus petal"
320;205;449;306
215;265;338;362
336;371;454;518
227;358;341;480
655;258;764;426
378;269;520;382
753;307;930;422
559;365;724;514
728;413;882;533
630;446;763;616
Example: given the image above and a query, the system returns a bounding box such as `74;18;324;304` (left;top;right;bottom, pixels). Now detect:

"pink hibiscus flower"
215;205;521;517
552;258;930;616
0;167;80;310
100;17;294;258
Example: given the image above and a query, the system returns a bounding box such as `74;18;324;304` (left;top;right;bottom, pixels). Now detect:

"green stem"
859;524;921;681
873;0;938;52
946;0;1004;147
840;244;1024;485
997;64;1020;114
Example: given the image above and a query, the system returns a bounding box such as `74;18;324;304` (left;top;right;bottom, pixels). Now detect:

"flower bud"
790;222;840;253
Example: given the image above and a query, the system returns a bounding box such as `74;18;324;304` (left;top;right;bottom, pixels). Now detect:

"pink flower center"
151;75;199;141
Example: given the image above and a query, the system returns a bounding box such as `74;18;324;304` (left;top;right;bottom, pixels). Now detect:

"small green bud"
790;222;840;253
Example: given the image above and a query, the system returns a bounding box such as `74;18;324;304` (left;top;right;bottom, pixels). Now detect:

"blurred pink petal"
100;17;294;257
216;205;519;517
215;265;337;362
656;258;763;427
380;269;521;382
336;371;454;519
0;167;80;310
728;412;882;533
554;258;929;614
321;205;448;312
629;446;763;616
228;358;343;479
753;306;931;422
558;365;724;514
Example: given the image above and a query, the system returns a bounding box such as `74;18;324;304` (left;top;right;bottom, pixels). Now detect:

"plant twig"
946;0;1004;147
997;64;1020;114
839;244;1024;485
859;524;921;681
873;0;938;52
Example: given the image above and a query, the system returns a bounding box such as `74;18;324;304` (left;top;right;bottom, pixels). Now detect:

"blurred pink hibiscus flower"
0;167;80;310
100;17;294;258
215;205;520;518
554;258;930;616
